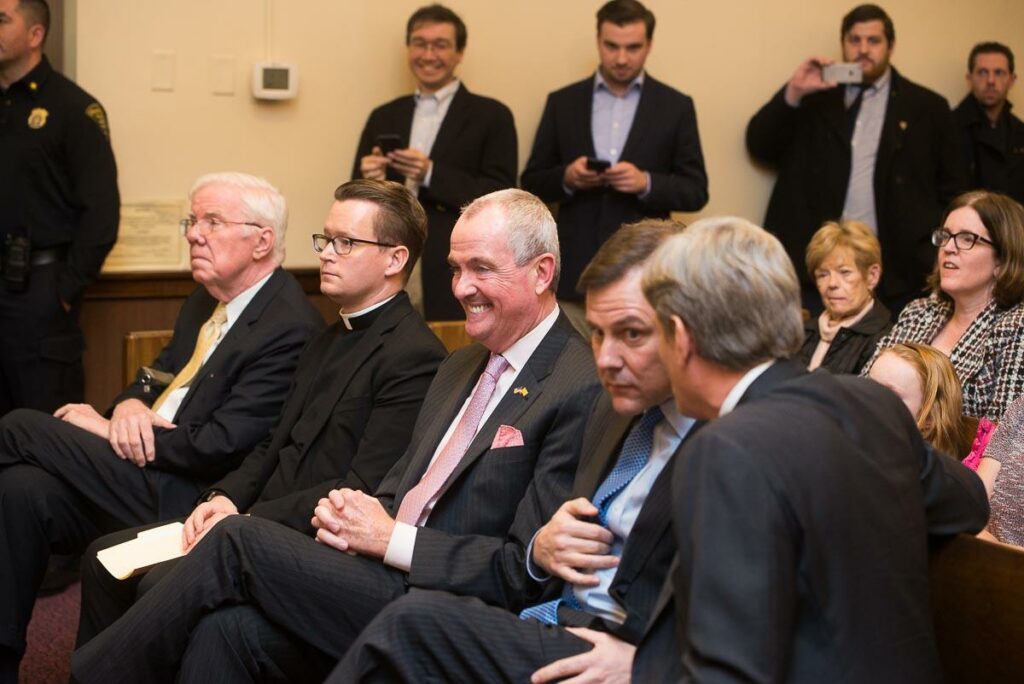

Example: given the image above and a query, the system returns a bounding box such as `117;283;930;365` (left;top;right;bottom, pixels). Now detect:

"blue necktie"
519;407;664;625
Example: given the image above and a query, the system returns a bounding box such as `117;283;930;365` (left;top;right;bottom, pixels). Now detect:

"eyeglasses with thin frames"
312;233;396;256
931;228;995;251
180;215;263;236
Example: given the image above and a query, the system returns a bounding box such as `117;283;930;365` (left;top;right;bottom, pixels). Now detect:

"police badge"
27;107;48;129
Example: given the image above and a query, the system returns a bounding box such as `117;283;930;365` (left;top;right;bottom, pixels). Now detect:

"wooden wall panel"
80;270;333;408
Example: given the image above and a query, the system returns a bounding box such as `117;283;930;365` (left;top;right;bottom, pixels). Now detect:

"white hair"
461;188;560;291
189;172;287;264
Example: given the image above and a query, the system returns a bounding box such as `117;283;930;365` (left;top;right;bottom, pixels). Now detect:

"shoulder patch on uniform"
27;107;48;129
85;103;110;138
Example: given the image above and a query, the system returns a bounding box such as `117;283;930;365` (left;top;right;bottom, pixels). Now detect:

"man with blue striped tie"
326;218;698;683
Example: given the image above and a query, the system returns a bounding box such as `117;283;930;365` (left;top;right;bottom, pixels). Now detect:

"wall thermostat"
252;62;298;100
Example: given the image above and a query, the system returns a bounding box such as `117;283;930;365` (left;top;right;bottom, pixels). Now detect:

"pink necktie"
396;353;510;525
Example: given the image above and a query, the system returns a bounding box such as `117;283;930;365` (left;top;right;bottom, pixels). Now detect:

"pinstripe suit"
321;395;701;683
72;312;602;684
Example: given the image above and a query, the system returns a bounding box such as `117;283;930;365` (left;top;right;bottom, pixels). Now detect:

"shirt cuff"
637;172;652;200
383;521;418;572
422;161;434;188
525;529;552;582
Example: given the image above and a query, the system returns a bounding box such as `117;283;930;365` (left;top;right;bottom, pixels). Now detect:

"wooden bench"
930;533;1024;683
122;321;473;385
122;330;173;386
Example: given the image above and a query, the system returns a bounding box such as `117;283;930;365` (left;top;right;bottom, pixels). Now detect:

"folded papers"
96;521;185;580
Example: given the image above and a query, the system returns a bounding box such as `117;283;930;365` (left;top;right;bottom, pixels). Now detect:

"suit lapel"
873;69;907;218
393;345;489;498
573;78;598;158
444;312;574;487
619;76;657;163
573;411;633;498
175;268;286;417
819;86;849;145
429;83;470;161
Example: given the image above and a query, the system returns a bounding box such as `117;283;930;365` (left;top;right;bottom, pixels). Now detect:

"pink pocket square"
491;425;524;449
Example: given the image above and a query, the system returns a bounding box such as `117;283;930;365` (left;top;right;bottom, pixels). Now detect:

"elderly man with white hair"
0;171;323;680
634;216;989;683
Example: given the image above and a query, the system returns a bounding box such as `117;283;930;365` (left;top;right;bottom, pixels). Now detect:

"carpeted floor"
19;582;79;683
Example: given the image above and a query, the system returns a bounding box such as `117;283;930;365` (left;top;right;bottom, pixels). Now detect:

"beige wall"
74;0;1024;269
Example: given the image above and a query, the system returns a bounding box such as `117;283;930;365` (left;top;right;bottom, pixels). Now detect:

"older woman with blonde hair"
798;220;891;374
864;191;1024;420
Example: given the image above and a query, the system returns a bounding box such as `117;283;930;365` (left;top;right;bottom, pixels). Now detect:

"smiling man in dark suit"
322;219;701;684
72;188;602;684
73;179;447;646
0;172;325;681
521;0;708;329
632;216;988;682
353;4;517;321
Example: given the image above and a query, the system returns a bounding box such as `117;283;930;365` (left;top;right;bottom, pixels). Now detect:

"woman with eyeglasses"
863;190;1024;420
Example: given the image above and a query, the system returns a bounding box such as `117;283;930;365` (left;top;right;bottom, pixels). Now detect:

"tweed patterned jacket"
862;295;1024;420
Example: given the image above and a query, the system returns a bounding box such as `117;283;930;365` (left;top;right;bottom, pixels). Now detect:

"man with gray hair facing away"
0;172;324;681
633;216;989;682
73;188;602;683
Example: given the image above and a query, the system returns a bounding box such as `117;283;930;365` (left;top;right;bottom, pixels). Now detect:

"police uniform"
0;55;119;414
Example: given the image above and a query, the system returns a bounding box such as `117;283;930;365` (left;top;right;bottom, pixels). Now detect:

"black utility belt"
1;236;67;291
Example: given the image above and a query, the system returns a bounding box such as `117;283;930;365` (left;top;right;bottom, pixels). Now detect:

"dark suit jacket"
747;68;968;301
113;268;324;490
953;94;1024;205
351;83;518;320
372;311;602;611
633;360;989;683
205;293;446;533
555;396;701;644
521;74;708;302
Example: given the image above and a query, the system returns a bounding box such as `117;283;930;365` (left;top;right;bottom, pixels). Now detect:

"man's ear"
384;246;410;279
532;253;557;295
251;226;275;260
671;315;692;363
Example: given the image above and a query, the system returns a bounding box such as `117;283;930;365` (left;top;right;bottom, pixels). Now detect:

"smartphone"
374;133;404;155
821;63;863;84
586;157;611;172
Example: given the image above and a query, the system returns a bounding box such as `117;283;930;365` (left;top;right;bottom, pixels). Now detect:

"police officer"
0;0;119;416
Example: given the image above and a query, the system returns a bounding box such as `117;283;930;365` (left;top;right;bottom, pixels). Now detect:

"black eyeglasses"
931;228;995;251
180;215;263;236
312;233;396;255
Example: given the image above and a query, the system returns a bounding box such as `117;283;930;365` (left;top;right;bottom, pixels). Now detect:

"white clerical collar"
339;293;398;331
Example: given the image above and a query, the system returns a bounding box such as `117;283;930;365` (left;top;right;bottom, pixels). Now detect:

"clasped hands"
311;488;395;559
360;145;431;183
55;397;175;467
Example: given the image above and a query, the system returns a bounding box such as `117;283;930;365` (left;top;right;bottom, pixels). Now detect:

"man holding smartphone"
352;4;517;321
521;0;708;331
746;3;966;314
